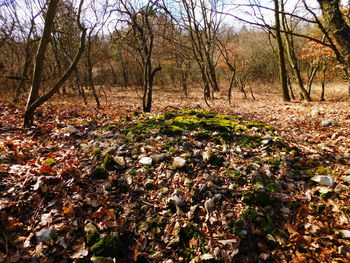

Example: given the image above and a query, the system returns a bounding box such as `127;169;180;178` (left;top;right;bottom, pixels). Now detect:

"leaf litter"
0;98;350;262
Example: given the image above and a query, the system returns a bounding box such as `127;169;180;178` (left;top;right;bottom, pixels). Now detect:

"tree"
274;0;291;102
317;0;350;96
24;0;86;127
115;0;162;112
179;0;224;105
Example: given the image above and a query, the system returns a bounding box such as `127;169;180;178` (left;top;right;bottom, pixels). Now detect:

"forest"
0;0;350;262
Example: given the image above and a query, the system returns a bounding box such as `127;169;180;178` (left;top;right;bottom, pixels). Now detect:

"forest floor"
0;85;350;263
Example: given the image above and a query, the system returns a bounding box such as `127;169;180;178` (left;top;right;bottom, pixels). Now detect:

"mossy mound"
90;233;123;258
103;155;116;171
242;190;274;207
121;109;284;150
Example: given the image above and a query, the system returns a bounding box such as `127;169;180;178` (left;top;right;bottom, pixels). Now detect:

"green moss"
91;166;109;180
242;191;273;207
160;125;183;136
92;148;102;160
103;155;116;171
90;233;123;258
104;124;117;131
263;216;275;233
87;230;100;247
44;158;56;167
315;166;332;175
226;170;246;186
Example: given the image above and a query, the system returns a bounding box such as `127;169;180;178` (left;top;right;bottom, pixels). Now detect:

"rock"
65;125;79;134
218;239;237;246
311;109;319;116
202;151;211;162
113;156;125;167
102;147;116;156
151;153;166;163
344;169;350;175
311;175;334;187
173;157;186;168
335;184;348;193
339;230;350;239
343;176;350;184
139;157;152;166
204;198;215;212
90;167;109;180
90;233;123;258
36;227;53;242
316;186;333;194
321;119;338;127
91;256;114;263
84;222;100;246
168;195;185;207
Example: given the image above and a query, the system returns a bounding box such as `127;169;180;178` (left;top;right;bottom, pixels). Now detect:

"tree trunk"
274;0;291;102
24;0;60;127
24;0;86;127
318;0;350;97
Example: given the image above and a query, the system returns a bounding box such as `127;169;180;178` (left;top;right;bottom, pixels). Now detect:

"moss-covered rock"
85;222;100;247
92;148;102;160
90;233;123;258
91;166;109;180
103;155;116;171
44;158;56;167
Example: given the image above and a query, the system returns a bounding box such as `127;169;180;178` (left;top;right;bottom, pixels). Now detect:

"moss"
92;148;102;160
315;166;332;175
91;166;109;180
44;158;56;167
87;230;100;247
104;124;117;131
226;170;246;186
160;125;183;136
90;233;123;258
103;155;116;171
242;190;273;207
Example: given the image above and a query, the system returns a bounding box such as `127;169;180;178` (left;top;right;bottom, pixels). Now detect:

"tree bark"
25;0;60;123
274;0;291;102
318;0;350;96
24;0;86;127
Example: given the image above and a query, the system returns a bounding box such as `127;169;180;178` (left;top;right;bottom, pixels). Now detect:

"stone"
65;125;79;134
173;157;186;168
335;184;348;193
344;169;350;175
202;151;211;162
36;227;53;242
204;198;215;212
343;176;350;184
151;153;166;163
84;222;100;246
339;230;350;239
311;109;319;117
139;157;152;166
113;156;125;167
168;195;185;207
321;119;338;127
311;175;334;187
90;256;114;263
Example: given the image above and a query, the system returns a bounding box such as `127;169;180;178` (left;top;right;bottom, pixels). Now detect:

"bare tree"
24;0;86;127
114;0;162;112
